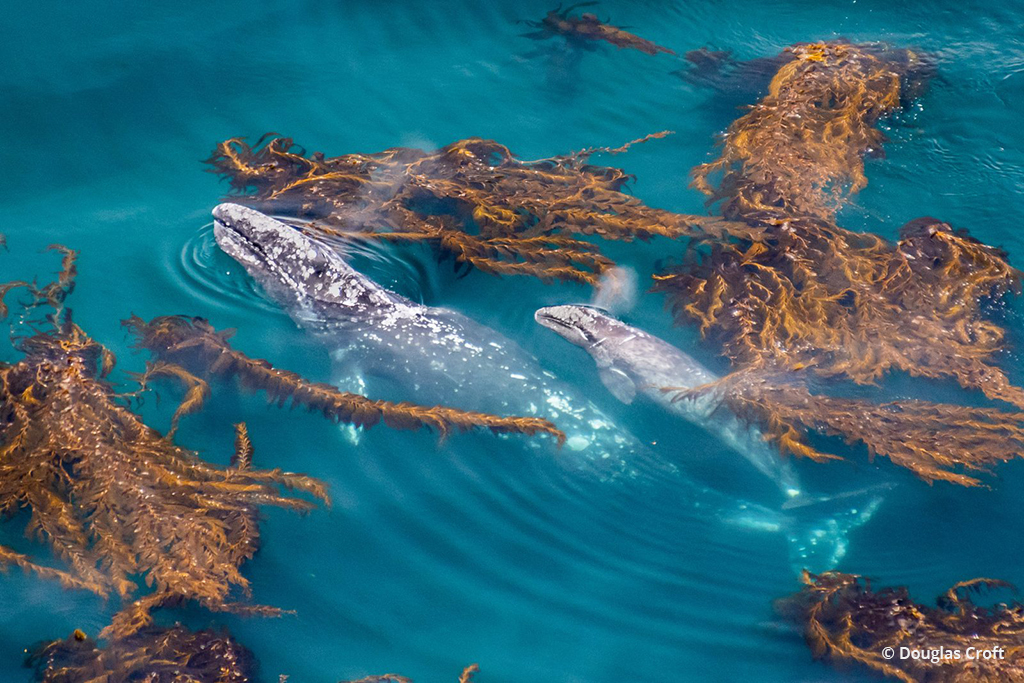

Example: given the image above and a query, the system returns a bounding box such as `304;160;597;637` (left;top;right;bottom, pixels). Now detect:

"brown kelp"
689;215;1021;407
670;370;1024;486
0;321;329;636
125;314;565;442
655;42;1024;416
780;571;1024;682
205;133;730;286
520;3;675;56
28;624;481;683
0;247;328;637
690;41;927;221
339;664;479;683
0;247;96;590
27;625;256;683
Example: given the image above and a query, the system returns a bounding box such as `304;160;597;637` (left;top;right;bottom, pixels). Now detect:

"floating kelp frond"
779;571;1024;682
670;369;1024;486
0;321;328;637
27;625;255;682
0;545;96;592
656;214;1024;409
206;133;728;285
692;41;928;221
459;663;479;683
520;3;675;55
130;360;211;439
0;280;30;319
126;314;566;443
338;664;478;683
35;245;78;314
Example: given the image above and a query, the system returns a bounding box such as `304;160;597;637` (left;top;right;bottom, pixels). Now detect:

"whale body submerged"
212;203;648;475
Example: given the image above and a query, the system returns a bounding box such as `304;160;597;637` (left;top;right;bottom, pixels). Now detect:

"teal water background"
3;1;1024;680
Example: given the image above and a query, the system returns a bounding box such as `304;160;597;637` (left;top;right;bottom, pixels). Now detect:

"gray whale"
535;304;804;502
212;203;643;475
536;303;887;569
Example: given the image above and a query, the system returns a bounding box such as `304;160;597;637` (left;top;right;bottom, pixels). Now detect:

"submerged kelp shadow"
27;625;256;683
519;3;676;57
28;619;481;683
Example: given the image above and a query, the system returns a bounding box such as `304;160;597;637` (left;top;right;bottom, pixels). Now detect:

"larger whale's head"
213;203;393;323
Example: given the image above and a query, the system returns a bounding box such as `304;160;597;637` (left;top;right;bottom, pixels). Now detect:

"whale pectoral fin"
599;367;636;405
330;373;370;445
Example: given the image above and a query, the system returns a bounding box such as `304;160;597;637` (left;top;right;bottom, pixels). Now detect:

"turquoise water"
3;1;1024;681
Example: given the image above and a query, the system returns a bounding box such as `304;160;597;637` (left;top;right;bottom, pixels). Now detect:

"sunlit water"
3;1;1024;681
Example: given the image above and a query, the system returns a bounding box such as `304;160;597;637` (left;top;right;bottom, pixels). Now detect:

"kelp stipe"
519;4;675;56
126;314;566;442
779;571;1024;682
669;370;1024;486
205;133;730;286
27;625;255;682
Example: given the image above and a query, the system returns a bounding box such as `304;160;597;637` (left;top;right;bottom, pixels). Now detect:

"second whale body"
535;303;888;569
535;303;805;503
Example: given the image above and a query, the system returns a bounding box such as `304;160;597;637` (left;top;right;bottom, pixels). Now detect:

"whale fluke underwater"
213;203;874;571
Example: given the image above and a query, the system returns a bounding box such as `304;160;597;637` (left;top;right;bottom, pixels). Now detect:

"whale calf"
535;304;805;502
535;303;888;569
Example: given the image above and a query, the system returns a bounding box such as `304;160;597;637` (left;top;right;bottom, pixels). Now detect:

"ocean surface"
3;1;1024;681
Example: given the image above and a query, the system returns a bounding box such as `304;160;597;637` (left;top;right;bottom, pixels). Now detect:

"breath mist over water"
3;1;1024;681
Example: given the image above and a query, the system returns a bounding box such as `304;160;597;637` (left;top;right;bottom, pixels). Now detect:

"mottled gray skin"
212;203;638;471
535;304;803;502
